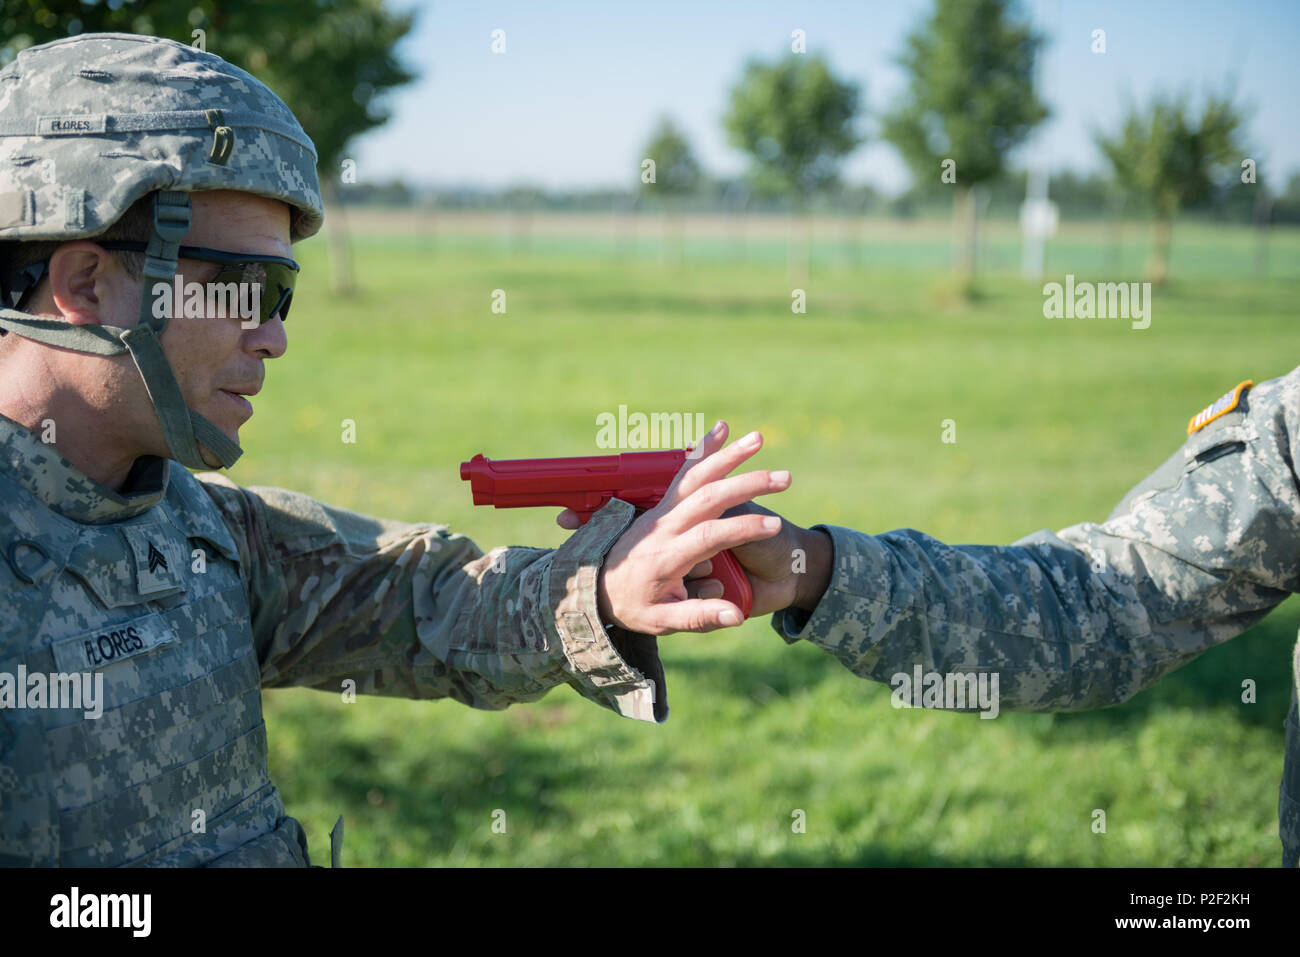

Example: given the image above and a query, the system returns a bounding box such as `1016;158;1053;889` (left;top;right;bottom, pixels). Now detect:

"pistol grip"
713;549;754;620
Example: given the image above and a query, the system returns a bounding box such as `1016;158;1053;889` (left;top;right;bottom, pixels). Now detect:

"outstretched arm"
732;369;1300;713
199;423;788;724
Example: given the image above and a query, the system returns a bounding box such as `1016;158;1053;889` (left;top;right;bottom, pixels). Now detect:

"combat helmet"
0;32;323;469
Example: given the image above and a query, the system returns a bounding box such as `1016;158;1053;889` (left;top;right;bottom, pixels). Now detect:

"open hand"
559;422;790;635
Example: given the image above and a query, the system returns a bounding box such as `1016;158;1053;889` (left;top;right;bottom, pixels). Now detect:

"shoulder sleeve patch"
1188;380;1253;434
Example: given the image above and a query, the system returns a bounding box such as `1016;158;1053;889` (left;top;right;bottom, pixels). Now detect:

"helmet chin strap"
119;191;244;470
0;191;243;471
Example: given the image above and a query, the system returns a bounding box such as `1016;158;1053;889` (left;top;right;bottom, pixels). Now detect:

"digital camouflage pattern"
0;412;665;866
0;32;322;242
195;473;663;723
773;365;1300;867
0;32;664;868
0;33;326;470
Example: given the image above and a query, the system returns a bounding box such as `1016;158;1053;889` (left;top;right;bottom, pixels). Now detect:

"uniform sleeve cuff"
768;523;884;646
546;498;668;723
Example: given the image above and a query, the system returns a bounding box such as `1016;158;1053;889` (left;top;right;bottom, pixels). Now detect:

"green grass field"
228;214;1300;866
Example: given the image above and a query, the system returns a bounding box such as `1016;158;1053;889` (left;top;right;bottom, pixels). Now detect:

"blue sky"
351;0;1300;196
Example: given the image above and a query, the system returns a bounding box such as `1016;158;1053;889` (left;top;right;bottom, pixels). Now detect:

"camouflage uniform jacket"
0;412;665;866
772;367;1300;867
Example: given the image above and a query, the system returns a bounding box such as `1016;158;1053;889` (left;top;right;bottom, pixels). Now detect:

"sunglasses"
97;241;300;324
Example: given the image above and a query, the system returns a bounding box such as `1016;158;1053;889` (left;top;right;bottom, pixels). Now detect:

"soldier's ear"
46;242;129;327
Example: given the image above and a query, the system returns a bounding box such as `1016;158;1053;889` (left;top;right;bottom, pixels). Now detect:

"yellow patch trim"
1187;380;1253;434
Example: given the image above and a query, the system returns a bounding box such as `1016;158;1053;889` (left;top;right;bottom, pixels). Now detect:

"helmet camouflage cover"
0;32;324;469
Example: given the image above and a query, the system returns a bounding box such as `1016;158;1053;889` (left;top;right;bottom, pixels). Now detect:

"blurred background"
5;0;1298;865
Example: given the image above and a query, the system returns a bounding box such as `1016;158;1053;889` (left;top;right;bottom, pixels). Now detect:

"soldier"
709;369;1300;866
0;33;790;866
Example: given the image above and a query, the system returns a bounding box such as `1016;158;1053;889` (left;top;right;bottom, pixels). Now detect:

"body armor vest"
0;456;310;866
1280;643;1300;867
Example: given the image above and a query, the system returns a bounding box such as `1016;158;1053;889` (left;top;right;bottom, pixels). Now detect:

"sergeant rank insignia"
1187;380;1252;434
147;541;168;573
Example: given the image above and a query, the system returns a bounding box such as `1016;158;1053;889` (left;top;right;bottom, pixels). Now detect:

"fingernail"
770;470;790;485
719;609;742;626
741;430;760;447
761;516;782;531
711;420;725;436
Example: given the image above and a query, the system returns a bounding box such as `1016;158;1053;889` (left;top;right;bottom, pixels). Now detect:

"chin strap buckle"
138;191;192;331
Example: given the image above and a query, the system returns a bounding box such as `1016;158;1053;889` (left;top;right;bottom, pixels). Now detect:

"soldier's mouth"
220;390;254;416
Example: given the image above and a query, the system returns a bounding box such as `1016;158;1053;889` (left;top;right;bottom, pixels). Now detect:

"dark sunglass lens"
262;263;296;322
270;287;293;323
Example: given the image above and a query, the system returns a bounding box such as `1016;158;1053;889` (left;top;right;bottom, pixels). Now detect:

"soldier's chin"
193;400;247;467
196;441;224;469
196;425;240;468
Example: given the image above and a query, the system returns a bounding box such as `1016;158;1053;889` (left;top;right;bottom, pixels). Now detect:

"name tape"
37;115;108;136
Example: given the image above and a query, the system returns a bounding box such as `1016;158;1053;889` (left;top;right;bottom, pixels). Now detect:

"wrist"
596;566;619;629
793;526;832;611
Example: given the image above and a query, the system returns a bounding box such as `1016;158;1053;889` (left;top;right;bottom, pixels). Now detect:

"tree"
640;117;702;199
725;53;861;203
640;117;702;267
1275;170;1300;225
724;53;862;279
881;0;1047;287
1094;91;1244;284
2;0;418;296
